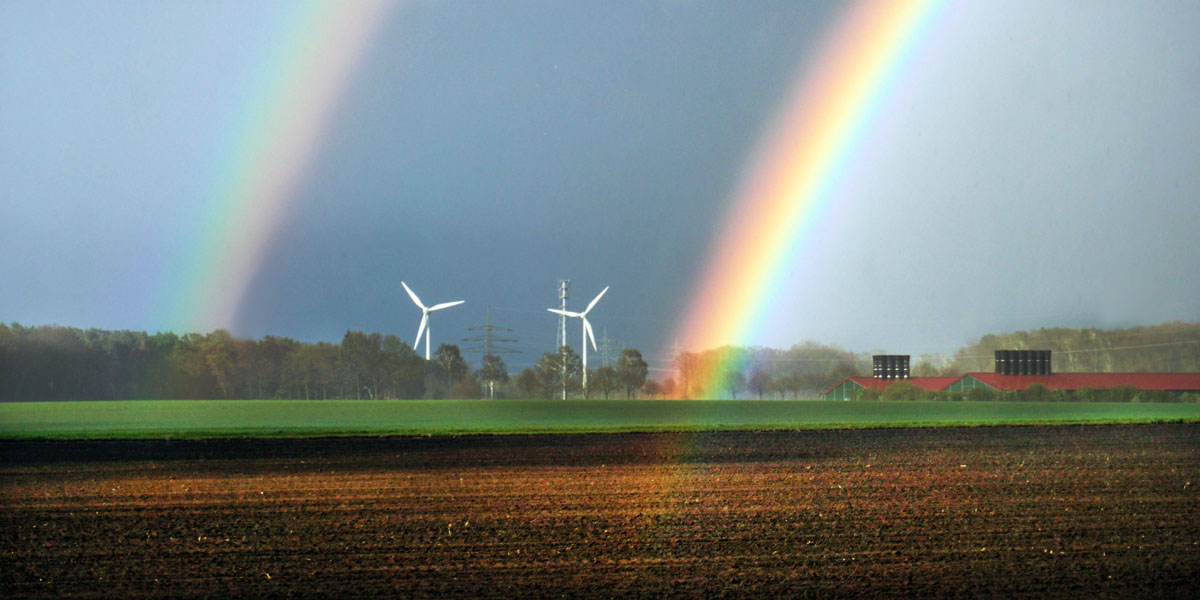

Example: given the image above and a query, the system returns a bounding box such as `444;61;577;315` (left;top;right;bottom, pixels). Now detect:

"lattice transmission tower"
462;307;520;399
557;279;569;400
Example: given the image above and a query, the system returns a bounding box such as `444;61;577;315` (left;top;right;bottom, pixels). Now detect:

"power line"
1055;339;1200;354
950;339;1200;360
600;328;622;368
461;307;521;357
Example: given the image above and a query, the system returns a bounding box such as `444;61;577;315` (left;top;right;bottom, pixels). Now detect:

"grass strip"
2;399;1199;440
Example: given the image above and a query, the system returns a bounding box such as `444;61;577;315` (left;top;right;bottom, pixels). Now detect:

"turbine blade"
547;309;581;317
415;313;428;350
584;318;597;351
429;300;465;312
401;281;425;310
584;286;609;314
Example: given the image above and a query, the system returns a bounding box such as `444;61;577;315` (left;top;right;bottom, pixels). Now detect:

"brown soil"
2;424;1198;598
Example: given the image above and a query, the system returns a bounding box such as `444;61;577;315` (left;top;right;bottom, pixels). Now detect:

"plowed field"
3;424;1198;598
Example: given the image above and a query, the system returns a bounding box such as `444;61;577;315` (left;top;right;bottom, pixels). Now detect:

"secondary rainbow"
163;0;396;334
672;0;946;396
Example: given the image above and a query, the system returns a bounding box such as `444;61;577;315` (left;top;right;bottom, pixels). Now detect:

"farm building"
945;372;1200;396
821;350;1200;400
822;354;958;400
822;375;958;401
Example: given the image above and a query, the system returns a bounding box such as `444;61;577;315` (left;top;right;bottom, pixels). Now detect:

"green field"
2;399;1199;439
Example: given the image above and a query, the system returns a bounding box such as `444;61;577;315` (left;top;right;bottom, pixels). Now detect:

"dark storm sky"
2;1;1198;372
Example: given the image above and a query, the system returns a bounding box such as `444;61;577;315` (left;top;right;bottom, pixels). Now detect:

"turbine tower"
401;281;465;360
547;286;608;393
557;280;570;400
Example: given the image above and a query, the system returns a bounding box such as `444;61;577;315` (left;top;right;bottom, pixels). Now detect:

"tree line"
662;322;1200;400
3;321;1197;401
509;346;650;399
668;342;867;400
0;324;475;401
0;323;652;402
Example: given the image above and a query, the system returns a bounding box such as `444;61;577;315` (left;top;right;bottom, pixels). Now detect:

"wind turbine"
401;281;465;360
547;286;608;393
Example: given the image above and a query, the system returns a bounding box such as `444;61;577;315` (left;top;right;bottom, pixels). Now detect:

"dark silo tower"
994;350;1052;375
872;355;910;380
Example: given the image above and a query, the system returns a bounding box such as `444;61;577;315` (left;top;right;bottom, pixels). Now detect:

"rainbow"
673;0;946;397
162;0;396;334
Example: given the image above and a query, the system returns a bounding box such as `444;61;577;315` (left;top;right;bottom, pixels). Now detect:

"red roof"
912;376;960;391
821;372;1200;397
822;376;960;396
964;372;1200;392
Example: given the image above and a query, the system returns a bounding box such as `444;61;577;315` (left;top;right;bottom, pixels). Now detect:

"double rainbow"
163;0;396;334
160;0;945;385
673;0;946;397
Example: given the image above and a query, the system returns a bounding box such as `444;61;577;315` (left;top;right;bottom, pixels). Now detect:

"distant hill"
946;322;1200;374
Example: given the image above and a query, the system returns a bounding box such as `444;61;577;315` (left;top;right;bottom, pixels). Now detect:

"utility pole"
462;307;520;399
557;279;569;400
601;328;620;368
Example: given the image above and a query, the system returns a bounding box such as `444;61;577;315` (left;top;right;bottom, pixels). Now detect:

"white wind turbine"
547;286;608;393
401;281;465;360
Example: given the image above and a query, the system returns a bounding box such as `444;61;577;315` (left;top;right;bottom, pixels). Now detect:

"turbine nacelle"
401;281;464;360
546;286;609;392
548;308;597;350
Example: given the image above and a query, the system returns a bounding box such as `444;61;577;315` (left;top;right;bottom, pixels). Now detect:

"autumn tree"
338;331;376;399
641;379;661;399
748;369;771;400
478;354;509;399
660;377;677;399
381;335;423;399
774;372;801;399
515;368;540;398
674;351;699;399
911;353;949;377
616;349;649;399
283;342;333;400
449;377;483;399
432;344;470;397
534;347;581;398
591;365;619;399
722;369;745;399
